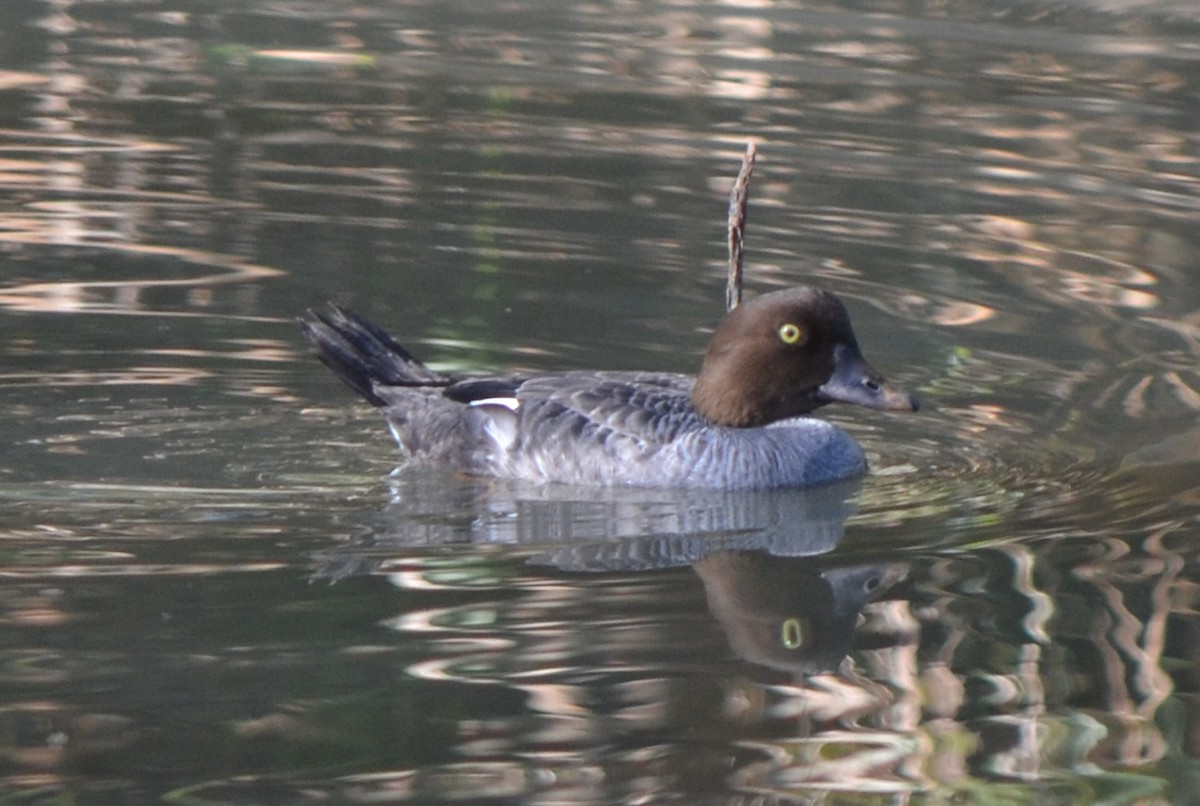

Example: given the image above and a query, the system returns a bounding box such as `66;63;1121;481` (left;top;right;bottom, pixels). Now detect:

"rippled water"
2;0;1200;802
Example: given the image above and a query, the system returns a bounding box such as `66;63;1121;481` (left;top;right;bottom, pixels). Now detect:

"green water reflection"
1;0;1200;802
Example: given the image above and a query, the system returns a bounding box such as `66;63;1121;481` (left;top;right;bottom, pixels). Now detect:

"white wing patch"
467;399;520;452
468;396;521;412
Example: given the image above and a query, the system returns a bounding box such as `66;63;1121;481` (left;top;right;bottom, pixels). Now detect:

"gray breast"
668;419;867;488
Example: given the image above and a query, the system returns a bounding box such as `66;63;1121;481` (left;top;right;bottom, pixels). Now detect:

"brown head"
690;287;918;427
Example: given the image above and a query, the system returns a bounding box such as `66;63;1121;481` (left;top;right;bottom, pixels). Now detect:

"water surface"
1;0;1200;802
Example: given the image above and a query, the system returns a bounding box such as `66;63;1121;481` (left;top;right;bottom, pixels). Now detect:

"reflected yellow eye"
780;617;804;650
778;323;805;345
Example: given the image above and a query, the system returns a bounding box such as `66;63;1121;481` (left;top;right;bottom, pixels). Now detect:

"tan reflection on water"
0;243;283;316
0;0;1198;800
367;519;1190;800
0;368;211;387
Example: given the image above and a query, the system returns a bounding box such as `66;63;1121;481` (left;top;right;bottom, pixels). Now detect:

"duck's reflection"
314;473;904;673
693;553;900;674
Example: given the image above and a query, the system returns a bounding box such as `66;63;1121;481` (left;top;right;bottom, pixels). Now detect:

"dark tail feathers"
302;305;451;407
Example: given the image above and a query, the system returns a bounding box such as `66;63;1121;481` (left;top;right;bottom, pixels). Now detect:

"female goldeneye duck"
302;287;918;489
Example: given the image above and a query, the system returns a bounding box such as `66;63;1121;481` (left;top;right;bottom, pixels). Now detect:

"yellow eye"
778;323;805;345
780;617;804;650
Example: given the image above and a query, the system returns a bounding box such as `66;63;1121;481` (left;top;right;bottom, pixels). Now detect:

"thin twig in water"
726;141;756;312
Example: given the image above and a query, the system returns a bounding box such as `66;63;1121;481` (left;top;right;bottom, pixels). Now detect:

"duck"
302;287;918;489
